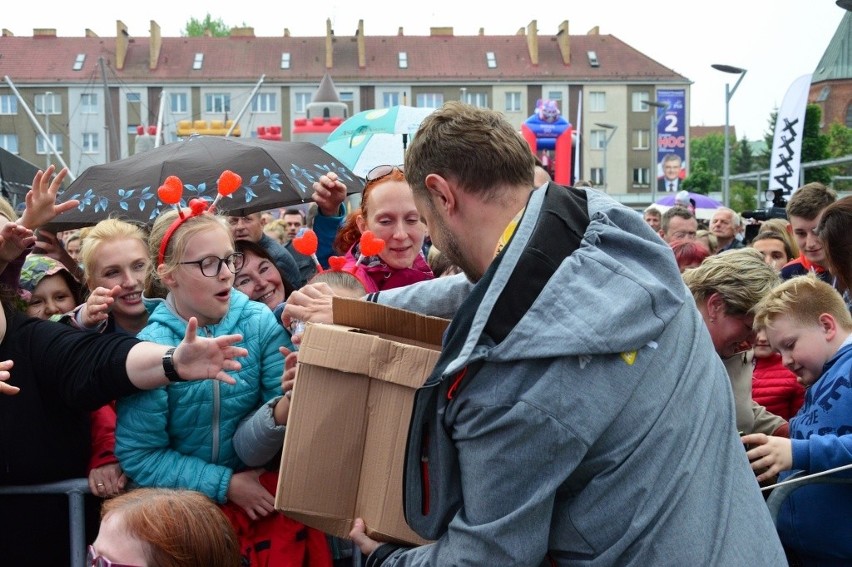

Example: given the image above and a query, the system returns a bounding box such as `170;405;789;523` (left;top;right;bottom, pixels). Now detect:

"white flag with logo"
769;74;812;196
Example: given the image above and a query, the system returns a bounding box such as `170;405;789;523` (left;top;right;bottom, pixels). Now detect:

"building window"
126;92;141;103
590;129;609;149
633;167;650;186
632;91;650;112
382;92;401;107
340;91;354;103
464;92;489;108
193;53;204;70
34;93;61;115
816;86;830;103
169;93;188;114
73;54;86;71
0;95;17;115
486;52;497;69
0;134;18;153
281;52;291;70
251;93;276;113
632;128;650;150
36;134;62;155
589;91;606;112
82;133;99;154
505;92;522;112
590;167;604;185
398;52;408;69
417;93;444;108
205;93;231;114
294;92;312;114
80;93;98;114
547;91;563;103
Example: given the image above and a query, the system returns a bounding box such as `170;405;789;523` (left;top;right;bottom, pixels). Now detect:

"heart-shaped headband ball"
354;230;386;268
328;256;347;271
291;229;324;273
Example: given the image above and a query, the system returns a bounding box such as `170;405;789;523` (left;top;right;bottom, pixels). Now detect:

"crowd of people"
1;101;850;566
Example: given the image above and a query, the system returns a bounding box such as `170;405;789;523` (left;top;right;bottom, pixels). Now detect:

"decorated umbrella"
322;133;409;178
325;105;436;142
48;136;363;231
654;192;723;221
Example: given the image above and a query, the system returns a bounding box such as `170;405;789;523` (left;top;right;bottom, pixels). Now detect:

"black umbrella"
0;147;42;208
48;136;363;230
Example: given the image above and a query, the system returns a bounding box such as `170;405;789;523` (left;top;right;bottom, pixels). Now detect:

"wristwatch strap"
162;347;185;382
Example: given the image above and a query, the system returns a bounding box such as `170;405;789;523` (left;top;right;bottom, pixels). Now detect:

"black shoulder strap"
484;184;590;344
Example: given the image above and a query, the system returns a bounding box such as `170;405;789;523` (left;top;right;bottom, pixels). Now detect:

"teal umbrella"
322;133;409;178
326;106;436;142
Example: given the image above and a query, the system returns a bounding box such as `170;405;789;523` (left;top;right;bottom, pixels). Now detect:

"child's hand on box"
742;433;793;483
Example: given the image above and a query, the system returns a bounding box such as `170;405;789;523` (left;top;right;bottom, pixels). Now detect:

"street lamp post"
711;64;747;208
594;122;617;189
42;91;52;169
643;100;668;206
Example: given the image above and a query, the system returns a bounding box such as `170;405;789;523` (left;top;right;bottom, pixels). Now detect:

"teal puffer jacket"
115;290;288;503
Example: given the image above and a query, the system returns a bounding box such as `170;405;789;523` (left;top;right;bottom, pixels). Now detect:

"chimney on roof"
85;28;98;38
557;20;570;65
116;21;129;70
230;27;255;37
357;19;366;69
479;28;485;36
526;20;539;66
33;28;57;37
2;29;14;37
325;19;333;69
397;27;404;36
149;20;161;70
430;27;453;36
587;26;600;35
284;28;290;37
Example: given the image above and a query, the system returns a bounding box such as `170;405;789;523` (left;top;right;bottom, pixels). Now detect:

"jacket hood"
450;187;686;371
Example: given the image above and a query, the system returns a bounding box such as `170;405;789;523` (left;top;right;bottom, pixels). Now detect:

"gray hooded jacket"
370;184;785;566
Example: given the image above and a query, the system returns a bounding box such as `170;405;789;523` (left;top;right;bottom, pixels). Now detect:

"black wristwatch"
162;347;185;382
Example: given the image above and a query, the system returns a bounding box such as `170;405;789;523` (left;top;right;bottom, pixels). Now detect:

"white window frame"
417;93;444;108
193;53;204;70
205;93;231;114
547;91;563;103
632;91;650;112
505;92;522;113
632;129;650;150
589;91;606;112
36;133;62;154
281;52;291;70
398;52;408;69
633;167;650;186
0;134;18;153
73;53;86;71
486;52;497;69
382;92;401;107
251;93;276;113
294;92;312;114
0;95;17;115
35;93;61;115
590;129;608;150
126;92;141;103
82;132;99;154
80;93;98;114
590;167;604;185
464;92;489;108
169;92;188;114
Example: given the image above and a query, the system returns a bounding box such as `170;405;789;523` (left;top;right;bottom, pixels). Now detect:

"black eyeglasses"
365;164;404;183
178;252;245;277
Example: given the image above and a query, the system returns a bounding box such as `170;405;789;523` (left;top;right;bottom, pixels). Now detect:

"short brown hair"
786;182;836;220
817;195;852;292
754;273;852;332
406;101;534;203
100;488;240;567
660;206;695;234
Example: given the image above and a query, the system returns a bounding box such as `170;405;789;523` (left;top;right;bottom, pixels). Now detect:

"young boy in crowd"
742;274;852;564
780;182;836;283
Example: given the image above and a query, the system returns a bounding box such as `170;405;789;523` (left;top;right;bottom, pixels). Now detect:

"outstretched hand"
81;286;121;327
0;223;35;263
311;172;348;217
0;359;19;395
282;282;335;329
174;318;247;384
18;165;79;230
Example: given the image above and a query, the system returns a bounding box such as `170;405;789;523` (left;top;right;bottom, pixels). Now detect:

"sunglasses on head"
365;164;404;184
87;545;141;567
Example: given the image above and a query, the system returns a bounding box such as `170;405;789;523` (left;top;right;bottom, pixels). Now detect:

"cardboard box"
275;297;449;546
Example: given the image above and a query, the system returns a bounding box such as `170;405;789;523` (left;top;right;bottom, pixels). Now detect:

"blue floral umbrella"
48;136;363;231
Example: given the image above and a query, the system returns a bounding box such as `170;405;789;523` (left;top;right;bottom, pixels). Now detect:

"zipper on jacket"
420;429;430;516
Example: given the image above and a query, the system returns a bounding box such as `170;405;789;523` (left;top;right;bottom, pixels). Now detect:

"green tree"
734;136;755;174
689;133;725;179
682;157;717;195
757;111;777;171
184;14;231;37
801;104;832;185
729;183;756;213
826;122;852;191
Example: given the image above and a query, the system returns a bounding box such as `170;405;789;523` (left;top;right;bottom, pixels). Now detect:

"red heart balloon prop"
157;176;183;204
189;198;209;215
217;170;242;196
359;231;386;256
292;229;318;256
328;256;347;271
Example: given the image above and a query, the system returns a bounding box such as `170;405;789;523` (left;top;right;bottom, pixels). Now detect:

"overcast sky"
4;0;846;141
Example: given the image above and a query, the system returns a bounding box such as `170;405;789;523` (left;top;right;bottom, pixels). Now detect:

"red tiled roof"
0;32;689;85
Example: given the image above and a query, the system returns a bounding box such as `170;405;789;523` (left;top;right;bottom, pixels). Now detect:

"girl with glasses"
331;165;434;292
115;207;331;566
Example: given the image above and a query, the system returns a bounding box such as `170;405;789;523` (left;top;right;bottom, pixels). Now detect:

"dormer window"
193;53;204;70
398;52;408;69
587;51;599;67
281;52;291;69
73;54;85;71
486;52;497;69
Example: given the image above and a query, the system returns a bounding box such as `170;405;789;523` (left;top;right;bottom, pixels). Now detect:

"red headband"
155;171;242;265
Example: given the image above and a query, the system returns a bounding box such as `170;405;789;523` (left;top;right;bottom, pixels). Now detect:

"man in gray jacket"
293;102;786;566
